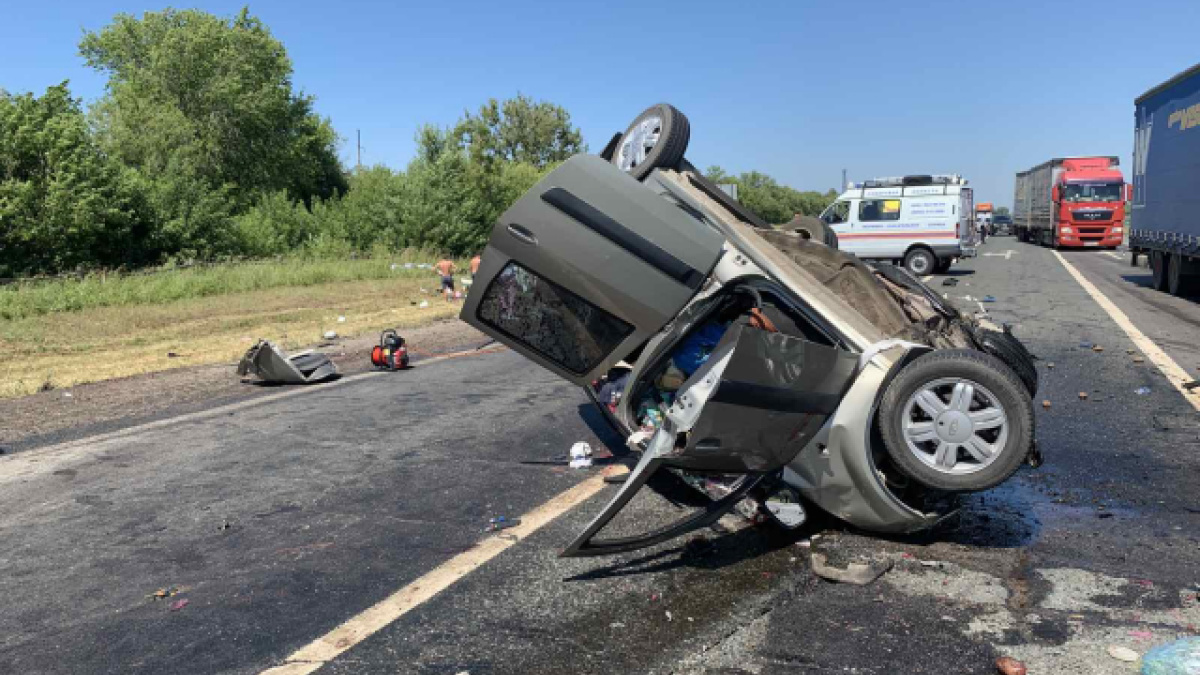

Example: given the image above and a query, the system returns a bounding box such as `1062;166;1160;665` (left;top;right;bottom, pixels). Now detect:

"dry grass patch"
0;276;463;398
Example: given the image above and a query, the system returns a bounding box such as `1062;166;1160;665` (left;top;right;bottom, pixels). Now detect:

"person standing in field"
435;257;457;302
470;253;482;284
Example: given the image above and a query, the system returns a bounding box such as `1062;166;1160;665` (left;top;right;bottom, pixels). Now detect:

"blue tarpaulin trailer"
1132;63;1200;295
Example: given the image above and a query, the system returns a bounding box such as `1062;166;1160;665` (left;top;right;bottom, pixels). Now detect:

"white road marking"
0;345;506;478
1102;251;1124;260
258;466;620;675
983;250;1015;259
1053;251;1200;412
921;275;933;283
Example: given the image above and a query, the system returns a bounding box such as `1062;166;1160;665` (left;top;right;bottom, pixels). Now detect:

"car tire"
879;349;1034;492
611;104;690;180
974;328;1038;397
903;247;936;276
1151;251;1169;291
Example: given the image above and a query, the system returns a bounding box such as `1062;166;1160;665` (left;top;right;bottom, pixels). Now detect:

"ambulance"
819;174;975;275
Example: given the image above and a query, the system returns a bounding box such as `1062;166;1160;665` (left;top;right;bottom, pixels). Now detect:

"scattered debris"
942;278;959;287
237;340;338;384
418;300;430;309
167;352;181;358
1130;630;1154;640
1042;400;1052;409
337;316;346;323
1078;391;1089;400
1047;362;1055;369
995;655;1027;675
1136;386;1152;396
568;442;593;469
1127;348;1137;355
665;611;673;622
62;392;73;398
1134;356;1146;363
810;552;892;585
982;295;997;303
485;516;520;533
1184;381;1200;391
1142;637;1200;673
148;587;182;600
1093;345;1105;352
1080;341;1093;349
169;598;189;612
609;622;624;629
323;330;338;340
1106;645;1139;662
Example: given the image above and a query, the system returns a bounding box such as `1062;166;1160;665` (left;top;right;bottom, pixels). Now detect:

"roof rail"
853;174;965;189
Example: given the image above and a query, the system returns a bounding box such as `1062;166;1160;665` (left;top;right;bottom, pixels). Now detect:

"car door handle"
506;224;538;246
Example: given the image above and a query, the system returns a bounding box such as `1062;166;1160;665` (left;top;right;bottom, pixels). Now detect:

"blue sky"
3;0;1198;207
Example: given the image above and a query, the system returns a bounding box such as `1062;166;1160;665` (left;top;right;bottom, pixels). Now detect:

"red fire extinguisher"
370;329;409;370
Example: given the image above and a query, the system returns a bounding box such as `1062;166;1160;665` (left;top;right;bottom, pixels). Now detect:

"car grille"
1072;210;1113;222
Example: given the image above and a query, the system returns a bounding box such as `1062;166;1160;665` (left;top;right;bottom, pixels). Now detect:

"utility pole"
841;168;847;190
356;129;362;171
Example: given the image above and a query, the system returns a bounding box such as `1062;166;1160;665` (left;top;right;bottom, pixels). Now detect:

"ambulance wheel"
879;349;1034;492
903;247;936;276
611;104;690;180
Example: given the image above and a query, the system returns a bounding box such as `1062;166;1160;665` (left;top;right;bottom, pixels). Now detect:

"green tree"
704;166;834;224
79;7;347;259
454;94;585;169
995;206;1010;217
0;83;150;276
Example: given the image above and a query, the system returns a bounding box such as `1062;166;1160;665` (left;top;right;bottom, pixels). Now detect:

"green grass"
0;250;468;321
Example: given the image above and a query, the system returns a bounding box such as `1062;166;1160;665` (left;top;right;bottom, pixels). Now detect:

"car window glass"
859;199;901;222
822;200;850;224
476;260;633;375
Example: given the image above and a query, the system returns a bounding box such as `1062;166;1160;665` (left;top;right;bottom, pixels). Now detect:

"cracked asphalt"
2;237;1198;674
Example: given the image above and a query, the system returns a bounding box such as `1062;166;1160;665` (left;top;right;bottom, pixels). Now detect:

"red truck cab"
1051;158;1127;248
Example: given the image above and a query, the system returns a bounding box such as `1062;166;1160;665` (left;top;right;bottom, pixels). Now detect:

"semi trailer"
1131;63;1200;296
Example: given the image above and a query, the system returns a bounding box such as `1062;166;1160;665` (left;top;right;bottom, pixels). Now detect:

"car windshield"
1063;183;1122;203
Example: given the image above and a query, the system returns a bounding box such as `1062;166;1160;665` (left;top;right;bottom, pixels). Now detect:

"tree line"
1;8;830;278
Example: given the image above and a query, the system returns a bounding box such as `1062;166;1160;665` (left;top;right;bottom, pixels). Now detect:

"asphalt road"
2;237;1198;675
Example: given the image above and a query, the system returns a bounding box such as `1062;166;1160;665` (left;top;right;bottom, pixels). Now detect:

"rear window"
476;261;633;375
859;199;902;222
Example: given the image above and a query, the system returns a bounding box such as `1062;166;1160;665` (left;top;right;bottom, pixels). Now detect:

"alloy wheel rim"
617;116;662;172
901;377;1008;475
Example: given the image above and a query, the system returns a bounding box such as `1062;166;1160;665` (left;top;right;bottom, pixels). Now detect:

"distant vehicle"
1013;157;1127;248
975;202;994;232
1131;62;1200;296
820;174;974;275
992;214;1013;236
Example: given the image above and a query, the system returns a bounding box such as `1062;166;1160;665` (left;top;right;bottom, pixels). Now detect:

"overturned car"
461;104;1040;557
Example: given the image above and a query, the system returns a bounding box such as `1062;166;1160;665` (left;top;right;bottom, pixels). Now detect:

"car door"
461;155;726;385
561;314;859;556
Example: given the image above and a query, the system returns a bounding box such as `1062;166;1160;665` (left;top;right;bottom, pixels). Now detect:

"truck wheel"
1151;251;1169;291
1167;253;1198;296
611;104;690;180
903;248;936;276
878;349;1034;492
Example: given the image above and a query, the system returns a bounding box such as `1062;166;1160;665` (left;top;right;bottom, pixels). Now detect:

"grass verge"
0;260;471;399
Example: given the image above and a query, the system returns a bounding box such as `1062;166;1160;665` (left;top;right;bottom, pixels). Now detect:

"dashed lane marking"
1053;251;1200;412
1102;251;1124;260
921;275;933;282
257;466;620;675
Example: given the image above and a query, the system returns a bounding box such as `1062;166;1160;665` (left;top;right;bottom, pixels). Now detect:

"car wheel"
974;328;1038;397
879;349;1033;492
1151;251;1169;291
903;248;935;276
611;104;690;180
